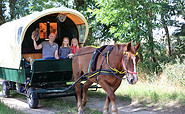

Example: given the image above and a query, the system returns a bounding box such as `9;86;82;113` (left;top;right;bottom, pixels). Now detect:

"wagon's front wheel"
2;81;10;98
27;87;38;109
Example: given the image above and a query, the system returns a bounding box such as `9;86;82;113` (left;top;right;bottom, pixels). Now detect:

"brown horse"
72;42;140;114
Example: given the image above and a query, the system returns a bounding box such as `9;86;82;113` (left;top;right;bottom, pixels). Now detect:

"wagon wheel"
2;81;10;98
27;87;38;109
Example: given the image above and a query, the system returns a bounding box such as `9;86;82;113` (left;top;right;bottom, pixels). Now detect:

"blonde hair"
71;38;79;49
61;37;70;47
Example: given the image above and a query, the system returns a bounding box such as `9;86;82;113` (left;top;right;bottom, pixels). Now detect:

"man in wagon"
31;32;59;60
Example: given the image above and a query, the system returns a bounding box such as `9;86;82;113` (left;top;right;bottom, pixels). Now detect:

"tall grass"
162;60;185;86
117;81;185;106
88;81;185;108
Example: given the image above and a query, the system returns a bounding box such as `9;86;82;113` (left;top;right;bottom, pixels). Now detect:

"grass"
0;85;24;114
88;79;185;109
0;101;24;114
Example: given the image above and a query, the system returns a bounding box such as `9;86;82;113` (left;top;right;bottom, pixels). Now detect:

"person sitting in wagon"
59;37;72;59
71;38;80;54
32;32;59;60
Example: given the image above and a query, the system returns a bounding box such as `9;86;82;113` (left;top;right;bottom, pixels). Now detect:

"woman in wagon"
71;38;79;54
59;37;72;59
32;32;59;60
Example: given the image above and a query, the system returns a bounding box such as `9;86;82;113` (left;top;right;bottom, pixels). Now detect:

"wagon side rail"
30;59;73;86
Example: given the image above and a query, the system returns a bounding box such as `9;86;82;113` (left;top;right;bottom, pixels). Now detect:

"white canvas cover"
0;7;89;69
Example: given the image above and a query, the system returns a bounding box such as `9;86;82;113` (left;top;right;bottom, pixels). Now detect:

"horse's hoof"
112;110;118;114
112;112;118;114
82;102;87;107
103;110;110;114
78;110;84;114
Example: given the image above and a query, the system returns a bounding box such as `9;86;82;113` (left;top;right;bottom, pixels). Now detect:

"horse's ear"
126;42;132;51
135;42;140;51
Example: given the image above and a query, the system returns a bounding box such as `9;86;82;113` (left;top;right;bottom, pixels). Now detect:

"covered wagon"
0;6;88;108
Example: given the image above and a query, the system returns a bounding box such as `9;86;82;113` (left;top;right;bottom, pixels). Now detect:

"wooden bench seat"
23;53;42;62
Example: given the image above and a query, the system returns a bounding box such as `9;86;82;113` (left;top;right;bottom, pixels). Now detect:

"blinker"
123;52;138;56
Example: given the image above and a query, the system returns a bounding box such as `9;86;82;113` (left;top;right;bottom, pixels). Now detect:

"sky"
153;15;185;41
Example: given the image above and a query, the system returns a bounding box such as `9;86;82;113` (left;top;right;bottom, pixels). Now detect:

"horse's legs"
82;80;93;106
75;82;84;113
103;96;110;114
99;81;118;114
74;74;84;114
110;89;118;114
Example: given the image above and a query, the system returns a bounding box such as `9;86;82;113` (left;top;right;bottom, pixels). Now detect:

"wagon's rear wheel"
2;81;10;98
27;87;38;109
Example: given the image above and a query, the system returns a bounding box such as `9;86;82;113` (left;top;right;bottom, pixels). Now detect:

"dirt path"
0;80;184;114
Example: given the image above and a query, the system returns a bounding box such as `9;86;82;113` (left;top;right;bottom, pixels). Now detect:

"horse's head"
122;42;140;84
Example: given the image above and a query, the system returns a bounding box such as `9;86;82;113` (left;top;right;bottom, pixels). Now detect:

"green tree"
0;0;6;25
92;0;161;72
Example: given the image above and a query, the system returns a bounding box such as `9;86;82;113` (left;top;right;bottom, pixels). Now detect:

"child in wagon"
71;38;80;54
59;37;72;59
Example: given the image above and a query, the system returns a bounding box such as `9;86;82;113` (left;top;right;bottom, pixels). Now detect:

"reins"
41;46;138;93
95;46;127;80
73;46;127;80
73;51;95;57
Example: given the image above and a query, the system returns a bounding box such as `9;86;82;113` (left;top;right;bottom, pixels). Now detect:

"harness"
38;46;138;94
122;52;138;75
88;45;107;72
75;46;138;80
86;46;126;80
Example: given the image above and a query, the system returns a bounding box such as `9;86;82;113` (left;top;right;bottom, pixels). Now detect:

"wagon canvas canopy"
0;7;89;69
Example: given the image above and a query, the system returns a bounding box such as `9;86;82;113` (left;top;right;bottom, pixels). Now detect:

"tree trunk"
74;0;85;11
147;21;157;63
0;0;5;25
146;2;157;63
161;16;171;56
131;0;143;61
9;0;17;20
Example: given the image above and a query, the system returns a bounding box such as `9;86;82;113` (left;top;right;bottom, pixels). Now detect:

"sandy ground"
0;80;185;114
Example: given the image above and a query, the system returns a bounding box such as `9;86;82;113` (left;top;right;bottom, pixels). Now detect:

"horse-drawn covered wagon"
0;7;88;108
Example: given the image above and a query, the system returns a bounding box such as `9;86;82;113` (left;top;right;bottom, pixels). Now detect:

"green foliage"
91;0;185;76
92;0;164;73
29;0;70;12
0;0;73;22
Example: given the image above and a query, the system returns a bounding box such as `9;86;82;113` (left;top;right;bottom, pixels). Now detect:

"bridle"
122;52;138;75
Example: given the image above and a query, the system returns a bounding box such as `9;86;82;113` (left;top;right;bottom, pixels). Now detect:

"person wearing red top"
71;38;79;54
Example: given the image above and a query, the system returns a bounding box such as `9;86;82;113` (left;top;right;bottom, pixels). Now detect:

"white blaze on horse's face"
126;55;138;85
132;56;138;84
